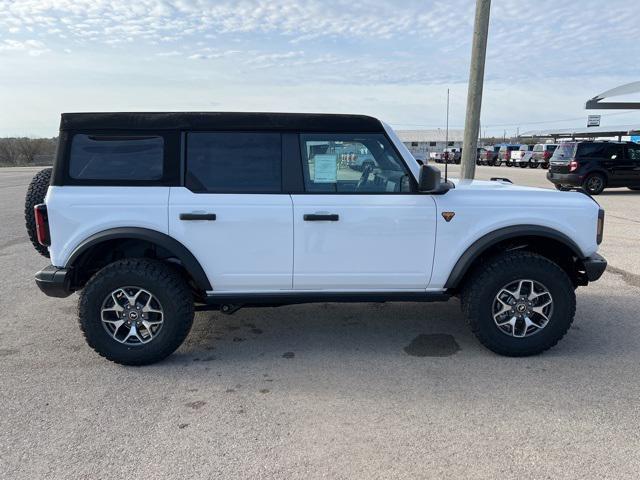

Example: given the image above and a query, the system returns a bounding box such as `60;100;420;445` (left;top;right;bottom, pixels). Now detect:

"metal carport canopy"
586;81;640;109
521;124;640;139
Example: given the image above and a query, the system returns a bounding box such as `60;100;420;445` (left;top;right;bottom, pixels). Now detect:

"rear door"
599;144;627;185
169;132;293;292
291;133;437;291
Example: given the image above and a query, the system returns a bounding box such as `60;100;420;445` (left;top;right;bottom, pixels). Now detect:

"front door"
292;133;437;291
169;132;293;292
625;143;640;185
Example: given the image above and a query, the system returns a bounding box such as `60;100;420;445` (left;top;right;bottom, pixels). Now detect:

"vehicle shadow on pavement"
174;300;472;363
162;284;639;367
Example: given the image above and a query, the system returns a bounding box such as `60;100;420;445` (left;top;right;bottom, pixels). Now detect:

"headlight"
597;209;605;245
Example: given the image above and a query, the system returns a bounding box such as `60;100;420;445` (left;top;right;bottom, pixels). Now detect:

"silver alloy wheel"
101;287;164;345
492;279;553;338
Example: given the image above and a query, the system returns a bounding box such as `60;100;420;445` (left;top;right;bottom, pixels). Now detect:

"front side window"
628;144;640;160
69;134;163;180
186;132;282;193
300;133;412;193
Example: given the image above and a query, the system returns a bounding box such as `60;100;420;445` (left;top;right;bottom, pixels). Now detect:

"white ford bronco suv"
29;112;607;365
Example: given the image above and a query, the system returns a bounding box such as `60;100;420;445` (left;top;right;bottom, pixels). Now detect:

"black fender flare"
65;227;212;291
444;225;585;289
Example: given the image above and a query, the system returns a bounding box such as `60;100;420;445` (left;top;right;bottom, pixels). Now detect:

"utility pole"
460;0;491;179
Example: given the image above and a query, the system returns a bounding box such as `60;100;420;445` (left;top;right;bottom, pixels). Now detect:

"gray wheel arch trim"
444;225;585;289
65;227;212;292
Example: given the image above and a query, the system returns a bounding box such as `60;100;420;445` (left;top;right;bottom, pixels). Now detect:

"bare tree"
15;137;47;165
0;138;21;166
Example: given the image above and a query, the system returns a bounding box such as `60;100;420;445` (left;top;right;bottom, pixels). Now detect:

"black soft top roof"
59;112;384;133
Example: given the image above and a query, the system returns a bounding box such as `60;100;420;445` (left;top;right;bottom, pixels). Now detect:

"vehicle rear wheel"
461;251;575;357
583;173;606;195
541;163;550;169
529;162;540;169
24;167;52;257
78;259;194;366
519;162;527;168
494;160;501;167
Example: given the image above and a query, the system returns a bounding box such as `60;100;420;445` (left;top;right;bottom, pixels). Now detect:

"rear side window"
185;132;282;193
576;143;607;158
69;135;163;180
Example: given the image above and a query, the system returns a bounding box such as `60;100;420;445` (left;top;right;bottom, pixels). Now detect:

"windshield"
551;143;576;162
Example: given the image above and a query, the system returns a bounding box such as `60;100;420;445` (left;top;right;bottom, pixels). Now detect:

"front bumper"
546;171;582;185
582;253;607;282
35;265;74;298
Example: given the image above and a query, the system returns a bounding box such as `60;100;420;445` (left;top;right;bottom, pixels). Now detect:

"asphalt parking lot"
2;166;640;479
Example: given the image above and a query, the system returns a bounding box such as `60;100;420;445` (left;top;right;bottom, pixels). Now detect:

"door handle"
180;213;216;221
303;213;339;221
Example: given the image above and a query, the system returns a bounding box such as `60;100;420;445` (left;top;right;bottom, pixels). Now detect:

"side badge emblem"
442;211;455;222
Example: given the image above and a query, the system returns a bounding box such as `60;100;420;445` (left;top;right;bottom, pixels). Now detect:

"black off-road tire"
78;259;194;366
460;251;576;357
24;167;52;257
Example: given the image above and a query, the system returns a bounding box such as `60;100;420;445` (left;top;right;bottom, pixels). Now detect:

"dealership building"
395;129;464;161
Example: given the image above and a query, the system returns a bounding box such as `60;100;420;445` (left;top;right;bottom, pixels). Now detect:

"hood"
445;177;598;207
450;178;547;193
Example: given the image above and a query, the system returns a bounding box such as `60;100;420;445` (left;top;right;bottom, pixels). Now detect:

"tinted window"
576;143;607;158
69;135;163;180
186;132;282;193
628;144;640;161
604;144;624;160
301;133;412;193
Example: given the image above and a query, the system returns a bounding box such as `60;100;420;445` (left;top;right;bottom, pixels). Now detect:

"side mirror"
418;165;442;192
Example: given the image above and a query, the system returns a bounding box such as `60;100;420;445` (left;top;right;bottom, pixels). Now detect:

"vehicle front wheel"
78;259;194;365
460;251;576;357
529;162;540;169
583;173;606;195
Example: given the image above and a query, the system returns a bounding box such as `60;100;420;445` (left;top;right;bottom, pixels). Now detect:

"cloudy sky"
1;0;639;137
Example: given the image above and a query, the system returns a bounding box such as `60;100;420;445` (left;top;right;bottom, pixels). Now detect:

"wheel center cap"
516;304;527;313
128;311;139;320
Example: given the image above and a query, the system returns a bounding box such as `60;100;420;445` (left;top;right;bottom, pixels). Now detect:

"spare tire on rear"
24;167;52;257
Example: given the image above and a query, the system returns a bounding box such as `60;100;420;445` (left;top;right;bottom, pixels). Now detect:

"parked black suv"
547;141;640;195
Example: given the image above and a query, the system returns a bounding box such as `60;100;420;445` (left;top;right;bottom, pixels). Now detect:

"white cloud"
0;38;49;56
0;0;638;136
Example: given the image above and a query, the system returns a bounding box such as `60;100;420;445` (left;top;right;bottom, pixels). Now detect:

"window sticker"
313;154;338;183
